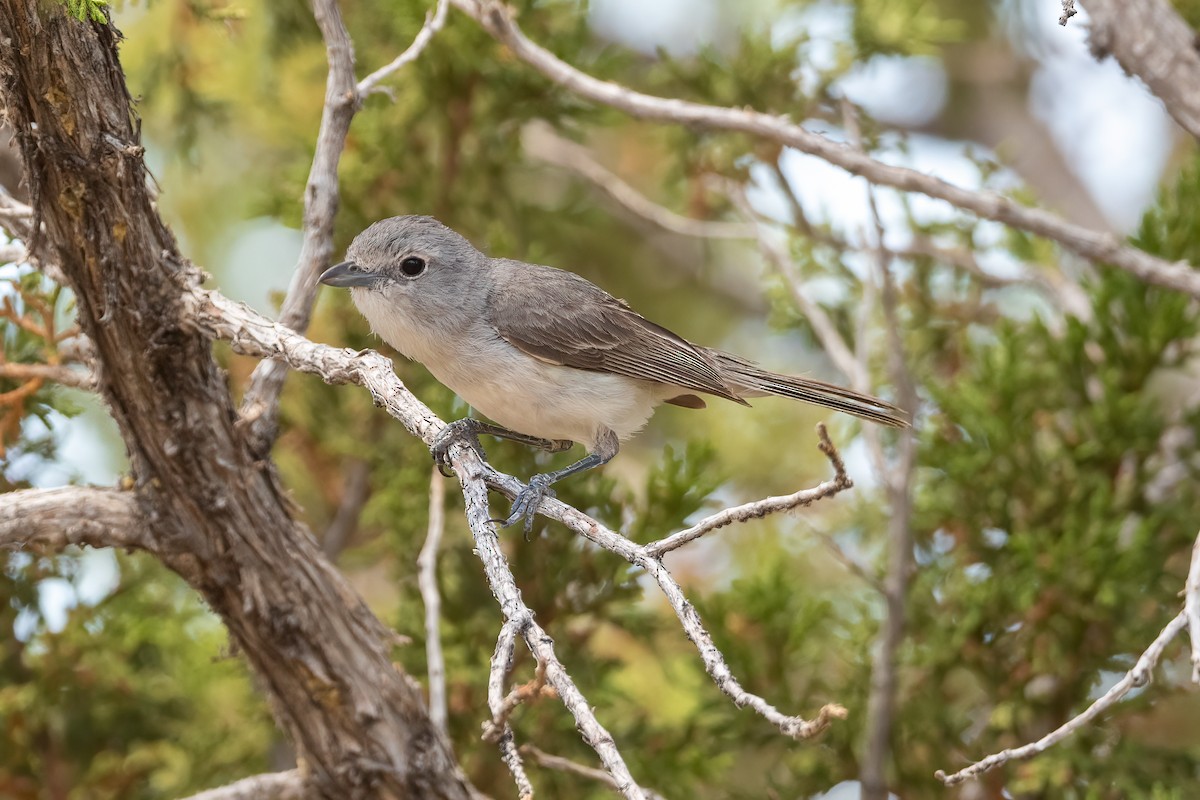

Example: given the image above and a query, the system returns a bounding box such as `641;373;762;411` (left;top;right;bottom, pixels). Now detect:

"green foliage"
62;0;108;23
0;554;274;799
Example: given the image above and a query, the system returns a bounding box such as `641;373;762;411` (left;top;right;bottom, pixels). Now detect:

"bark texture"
0;5;470;798
1081;0;1200;142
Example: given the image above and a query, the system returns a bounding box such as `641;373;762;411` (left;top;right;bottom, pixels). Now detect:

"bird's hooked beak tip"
319;261;377;288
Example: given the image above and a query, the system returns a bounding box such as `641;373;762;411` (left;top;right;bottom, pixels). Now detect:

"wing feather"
487;261;745;403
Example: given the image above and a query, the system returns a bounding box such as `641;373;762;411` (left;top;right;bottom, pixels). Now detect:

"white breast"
353;288;666;451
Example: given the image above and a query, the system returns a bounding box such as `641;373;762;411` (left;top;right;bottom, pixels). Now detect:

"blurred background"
3;0;1200;797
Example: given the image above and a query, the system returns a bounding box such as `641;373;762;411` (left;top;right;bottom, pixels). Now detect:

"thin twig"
0;241;27;263
1186;528;1200;682
645;423;850;558
483;658;555;742
420;465;449;733
936;611;1188;785
527;127;763;312
758;162;1089;318
0;193;34;240
807;522;884;594
520;745;668;800
356;0;450;98
486;622;535;799
240;0;453;449
449;0;1200;298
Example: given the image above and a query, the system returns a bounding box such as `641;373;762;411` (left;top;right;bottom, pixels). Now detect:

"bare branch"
645;423;850;558
186;289;447;446
1186;528;1200;682
454;454;648;800
356;0;451;98
936;610;1188;785
238;0;358;450
483;658;555;742
900;236;1092;318
0;486;147;553
480;463;848;740
179;771;308;800
520;745;668;800
0;361;95;391
523;122;754;240
420;465;449;734
485;623;535;799
449;0;1200;298
1080;0;1200;141
758;159;1091;319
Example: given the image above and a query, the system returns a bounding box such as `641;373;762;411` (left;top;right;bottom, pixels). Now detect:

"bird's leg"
499;429;619;535
431;418;574;476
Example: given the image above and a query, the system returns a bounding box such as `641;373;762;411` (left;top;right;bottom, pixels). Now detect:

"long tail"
709;351;910;428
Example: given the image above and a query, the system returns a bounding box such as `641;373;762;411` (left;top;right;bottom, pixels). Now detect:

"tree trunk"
0;4;471;797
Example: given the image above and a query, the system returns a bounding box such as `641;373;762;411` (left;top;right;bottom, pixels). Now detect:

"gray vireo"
320;215;909;532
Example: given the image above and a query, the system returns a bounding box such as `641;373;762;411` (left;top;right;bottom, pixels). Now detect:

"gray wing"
487;260;745;404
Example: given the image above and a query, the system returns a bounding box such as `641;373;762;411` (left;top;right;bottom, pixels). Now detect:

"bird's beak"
319;261;377;288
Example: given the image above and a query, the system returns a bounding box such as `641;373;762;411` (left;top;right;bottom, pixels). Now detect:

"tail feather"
710;351;910;428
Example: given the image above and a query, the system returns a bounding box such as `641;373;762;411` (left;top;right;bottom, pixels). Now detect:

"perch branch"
455;454;647;800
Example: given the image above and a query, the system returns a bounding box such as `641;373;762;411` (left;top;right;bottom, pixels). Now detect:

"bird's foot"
431;418;486;477
492;473;555;537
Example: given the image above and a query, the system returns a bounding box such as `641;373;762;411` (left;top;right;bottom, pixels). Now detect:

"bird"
320;215;909;533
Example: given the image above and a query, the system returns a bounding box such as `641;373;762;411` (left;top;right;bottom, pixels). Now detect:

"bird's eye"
400;256;426;278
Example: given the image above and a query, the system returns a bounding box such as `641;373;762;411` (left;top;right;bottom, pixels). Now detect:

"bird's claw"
491;474;555;537
430;419;486;475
